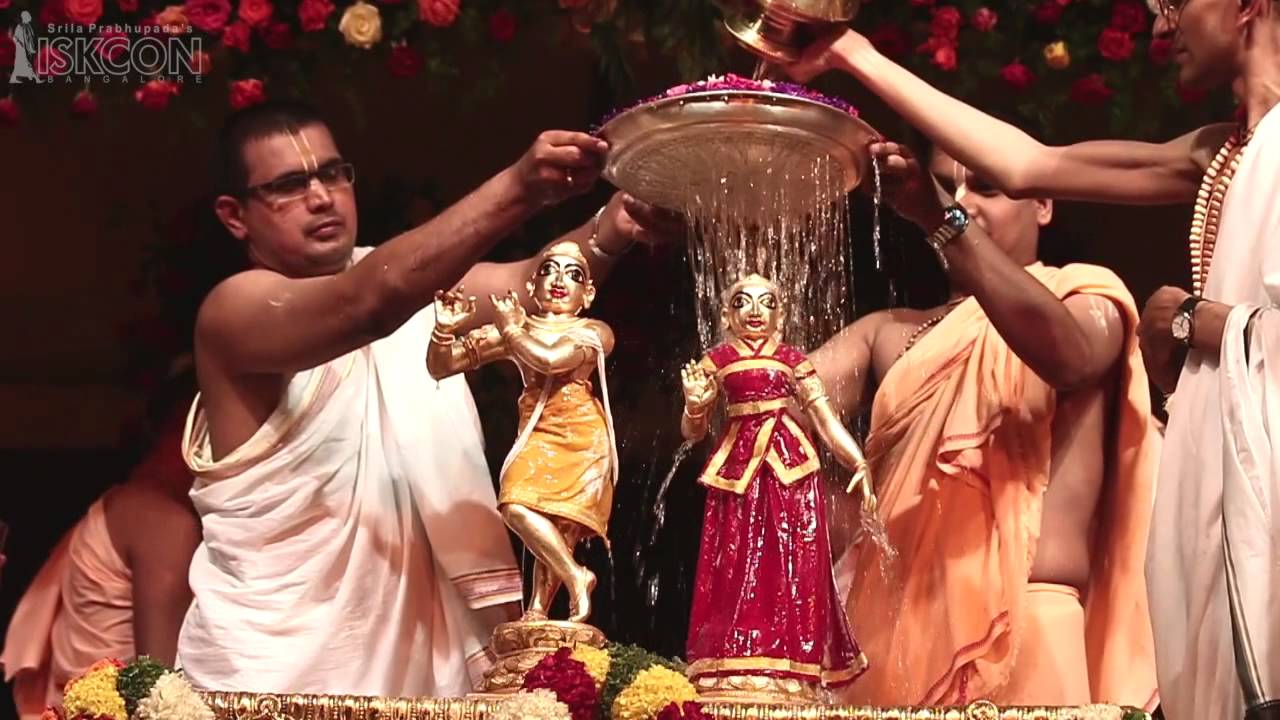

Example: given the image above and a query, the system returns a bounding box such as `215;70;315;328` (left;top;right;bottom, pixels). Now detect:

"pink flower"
1000;60;1035;91
930;5;962;40
0;97;19;126
229;77;267;108
488;8;516;42
1070;73;1113;105
1149;36;1174;65
153;4;191;34
191;49;212;73
135;79;181;110
0;0;11;10
1098;27;1134;61
387;42;422;77
298;0;335;31
1110;0;1148;33
71;89;98;115
869;23;910;58
971;6;997;32
222;20;251;50
932;42;958;70
260;20;292;48
40;1;67;26
65;0;104;26
185;0;231;33
98;27;128;62
418;0;458;26
1034;0;1064;24
237;0;273;27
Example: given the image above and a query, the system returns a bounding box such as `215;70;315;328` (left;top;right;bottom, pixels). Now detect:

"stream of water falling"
632;124;899;622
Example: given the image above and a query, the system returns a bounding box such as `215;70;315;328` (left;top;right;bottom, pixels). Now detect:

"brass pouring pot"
723;0;860;63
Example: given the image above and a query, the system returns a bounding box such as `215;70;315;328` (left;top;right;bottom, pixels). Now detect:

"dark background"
0;14;1195;718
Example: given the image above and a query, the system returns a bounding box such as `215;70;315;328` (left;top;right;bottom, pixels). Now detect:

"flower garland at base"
44;657;212;720
509;643;697;720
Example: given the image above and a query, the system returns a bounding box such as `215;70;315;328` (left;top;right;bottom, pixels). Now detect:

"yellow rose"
1043;41;1070;69
338;1;382;49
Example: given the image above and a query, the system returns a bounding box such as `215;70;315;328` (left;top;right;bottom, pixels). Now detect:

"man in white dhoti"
785;1;1280;717
180;101;680;697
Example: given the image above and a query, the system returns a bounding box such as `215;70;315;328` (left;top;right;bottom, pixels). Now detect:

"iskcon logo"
9;17;204;84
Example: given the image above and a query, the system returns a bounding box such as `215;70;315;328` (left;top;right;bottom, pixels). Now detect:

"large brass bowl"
598;89;878;213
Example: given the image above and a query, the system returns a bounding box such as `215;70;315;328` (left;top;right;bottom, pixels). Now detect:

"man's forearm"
356;167;540;333
832;43;1044;197
940;229;1095;389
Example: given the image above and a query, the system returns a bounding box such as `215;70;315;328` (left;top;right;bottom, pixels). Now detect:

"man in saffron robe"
808;141;1160;709
787;2;1280;713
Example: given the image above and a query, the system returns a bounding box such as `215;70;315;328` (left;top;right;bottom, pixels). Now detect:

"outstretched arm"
457;193;685;331
789;30;1230;205
198;131;608;377
427;324;507;380
872;143;1127;391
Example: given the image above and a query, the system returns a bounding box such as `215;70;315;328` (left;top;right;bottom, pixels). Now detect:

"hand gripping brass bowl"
597;89;878;213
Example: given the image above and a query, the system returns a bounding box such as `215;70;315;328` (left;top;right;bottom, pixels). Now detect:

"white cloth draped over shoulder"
177;247;521;697
1148;104;1280;720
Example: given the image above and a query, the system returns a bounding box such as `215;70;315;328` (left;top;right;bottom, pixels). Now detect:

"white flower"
488;689;571;720
134;672;214;720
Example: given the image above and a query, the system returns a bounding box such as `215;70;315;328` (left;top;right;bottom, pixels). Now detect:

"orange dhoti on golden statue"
499;378;614;540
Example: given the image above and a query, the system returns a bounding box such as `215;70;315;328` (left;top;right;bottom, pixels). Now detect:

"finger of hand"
540;131;610;155
539;145;605;170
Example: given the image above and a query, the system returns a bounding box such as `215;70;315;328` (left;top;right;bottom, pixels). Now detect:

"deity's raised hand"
681;360;717;413
490;290;527;333
434;286;477;332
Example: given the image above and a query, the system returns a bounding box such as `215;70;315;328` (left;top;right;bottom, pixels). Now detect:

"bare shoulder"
196;269;284;343
1184;122;1238;172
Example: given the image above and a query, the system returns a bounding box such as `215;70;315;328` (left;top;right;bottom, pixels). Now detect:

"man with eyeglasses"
785;1;1280;717
176;101;682;698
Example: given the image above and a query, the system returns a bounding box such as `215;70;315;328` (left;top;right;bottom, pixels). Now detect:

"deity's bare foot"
568;567;597;623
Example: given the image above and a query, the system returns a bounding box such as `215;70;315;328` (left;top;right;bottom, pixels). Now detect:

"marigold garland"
569;645;611;690
610;666;697;720
63;659;127;720
599;643;684;718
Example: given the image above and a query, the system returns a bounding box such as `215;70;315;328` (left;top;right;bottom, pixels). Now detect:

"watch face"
943;205;969;231
1172;313;1191;341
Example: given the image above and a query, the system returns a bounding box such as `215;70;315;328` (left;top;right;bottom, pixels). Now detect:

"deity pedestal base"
477;620;607;694
690;673;825;705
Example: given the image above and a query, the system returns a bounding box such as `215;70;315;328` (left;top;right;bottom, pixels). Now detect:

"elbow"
361;272;419;340
426;353;451;381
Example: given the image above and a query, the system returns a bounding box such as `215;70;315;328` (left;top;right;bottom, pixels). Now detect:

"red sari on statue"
686;336;866;688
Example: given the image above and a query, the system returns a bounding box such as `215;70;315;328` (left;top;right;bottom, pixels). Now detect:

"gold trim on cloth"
198;692;1144;720
717;358;795;380
689;653;869;685
727;399;791;417
701;416;778;494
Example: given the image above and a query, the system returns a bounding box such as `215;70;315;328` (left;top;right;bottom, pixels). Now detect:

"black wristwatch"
1171;295;1204;347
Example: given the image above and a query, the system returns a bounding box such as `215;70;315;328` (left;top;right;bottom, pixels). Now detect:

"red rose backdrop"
0;0;1233;138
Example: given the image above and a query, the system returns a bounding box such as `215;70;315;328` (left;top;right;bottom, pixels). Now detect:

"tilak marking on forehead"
284;126;319;173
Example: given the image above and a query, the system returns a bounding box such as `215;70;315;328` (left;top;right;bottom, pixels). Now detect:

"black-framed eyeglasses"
245;162;356;205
